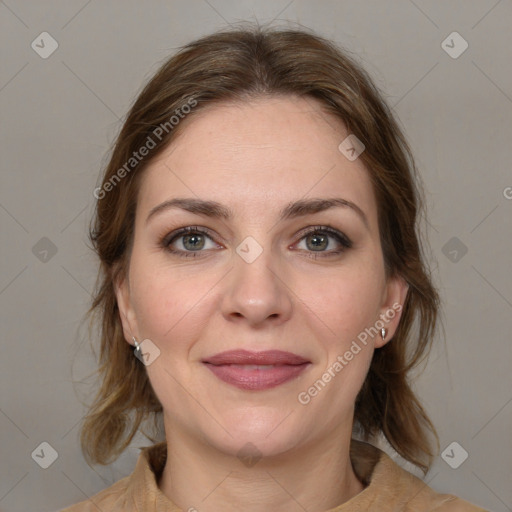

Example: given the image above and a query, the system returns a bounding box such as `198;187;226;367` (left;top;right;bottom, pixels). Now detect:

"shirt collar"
123;438;427;511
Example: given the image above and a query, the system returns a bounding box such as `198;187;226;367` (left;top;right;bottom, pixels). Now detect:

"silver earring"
132;336;141;355
380;328;387;340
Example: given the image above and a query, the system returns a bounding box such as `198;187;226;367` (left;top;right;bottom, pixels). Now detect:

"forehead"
137;96;378;228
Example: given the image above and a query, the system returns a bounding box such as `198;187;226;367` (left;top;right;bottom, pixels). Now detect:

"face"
116;96;408;459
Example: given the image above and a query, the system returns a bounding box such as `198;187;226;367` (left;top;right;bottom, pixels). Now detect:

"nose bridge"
221;233;293;325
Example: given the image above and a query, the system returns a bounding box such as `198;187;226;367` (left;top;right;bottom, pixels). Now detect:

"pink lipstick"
202;350;310;390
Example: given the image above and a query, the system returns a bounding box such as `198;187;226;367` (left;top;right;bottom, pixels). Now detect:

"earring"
132;336;141;356
380;328;387;340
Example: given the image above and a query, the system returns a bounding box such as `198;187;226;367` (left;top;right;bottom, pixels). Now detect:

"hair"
80;23;441;474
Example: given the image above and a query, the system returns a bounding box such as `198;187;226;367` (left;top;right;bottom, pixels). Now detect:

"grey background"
1;1;511;511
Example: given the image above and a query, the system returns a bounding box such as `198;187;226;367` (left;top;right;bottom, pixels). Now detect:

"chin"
213;431;300;463
204;410;302;460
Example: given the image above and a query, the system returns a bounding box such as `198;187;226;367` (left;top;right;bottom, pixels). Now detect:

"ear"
374;273;409;349
113;268;139;347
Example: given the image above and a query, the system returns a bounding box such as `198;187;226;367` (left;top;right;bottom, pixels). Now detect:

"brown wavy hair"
80;24;441;473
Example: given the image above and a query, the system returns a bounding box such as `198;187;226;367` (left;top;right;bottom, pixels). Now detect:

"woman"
62;26;487;511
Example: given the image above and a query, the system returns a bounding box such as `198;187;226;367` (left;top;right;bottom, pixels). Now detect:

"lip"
203;349;310;366
202;350;311;391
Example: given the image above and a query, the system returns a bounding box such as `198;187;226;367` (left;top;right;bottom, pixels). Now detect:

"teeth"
230;364;276;370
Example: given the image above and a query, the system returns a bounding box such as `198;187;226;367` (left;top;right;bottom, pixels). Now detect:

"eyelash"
160;225;352;260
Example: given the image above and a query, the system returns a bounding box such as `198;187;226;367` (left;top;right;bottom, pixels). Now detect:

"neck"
158;424;365;512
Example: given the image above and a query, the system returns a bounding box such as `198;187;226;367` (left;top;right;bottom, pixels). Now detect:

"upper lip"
202;350;310;366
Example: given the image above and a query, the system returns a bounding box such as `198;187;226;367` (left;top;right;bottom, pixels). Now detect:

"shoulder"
60;442;169;512
59;475;130;511
59;442;169;511
348;440;488;512
430;496;490;512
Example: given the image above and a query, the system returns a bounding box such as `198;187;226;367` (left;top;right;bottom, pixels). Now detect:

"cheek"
129;256;217;351
301;260;383;345
301;266;381;416
128;254;183;341
133;282;195;346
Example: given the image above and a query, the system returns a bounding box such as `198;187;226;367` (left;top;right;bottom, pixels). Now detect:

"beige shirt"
61;440;488;511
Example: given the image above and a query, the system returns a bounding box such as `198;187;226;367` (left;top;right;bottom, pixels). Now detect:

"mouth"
202;350;311;390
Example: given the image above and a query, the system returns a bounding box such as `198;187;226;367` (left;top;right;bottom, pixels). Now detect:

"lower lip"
203;363;310;390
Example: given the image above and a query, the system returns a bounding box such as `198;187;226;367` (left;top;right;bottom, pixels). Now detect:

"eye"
161;226;220;258
161;225;352;259
294;226;352;259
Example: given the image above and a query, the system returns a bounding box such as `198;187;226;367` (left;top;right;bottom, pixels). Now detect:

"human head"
82;24;440;474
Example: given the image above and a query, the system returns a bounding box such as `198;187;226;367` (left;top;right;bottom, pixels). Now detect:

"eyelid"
293;225;352;248
161;225;221;248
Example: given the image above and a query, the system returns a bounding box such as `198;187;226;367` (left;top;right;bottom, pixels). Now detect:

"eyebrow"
146;197;369;230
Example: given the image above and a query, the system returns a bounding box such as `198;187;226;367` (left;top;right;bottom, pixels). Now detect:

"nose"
221;242;293;327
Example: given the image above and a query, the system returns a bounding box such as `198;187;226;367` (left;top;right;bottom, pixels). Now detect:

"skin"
115;95;409;512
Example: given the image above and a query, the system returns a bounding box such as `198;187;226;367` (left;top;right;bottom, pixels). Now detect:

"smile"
202;349;311;390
